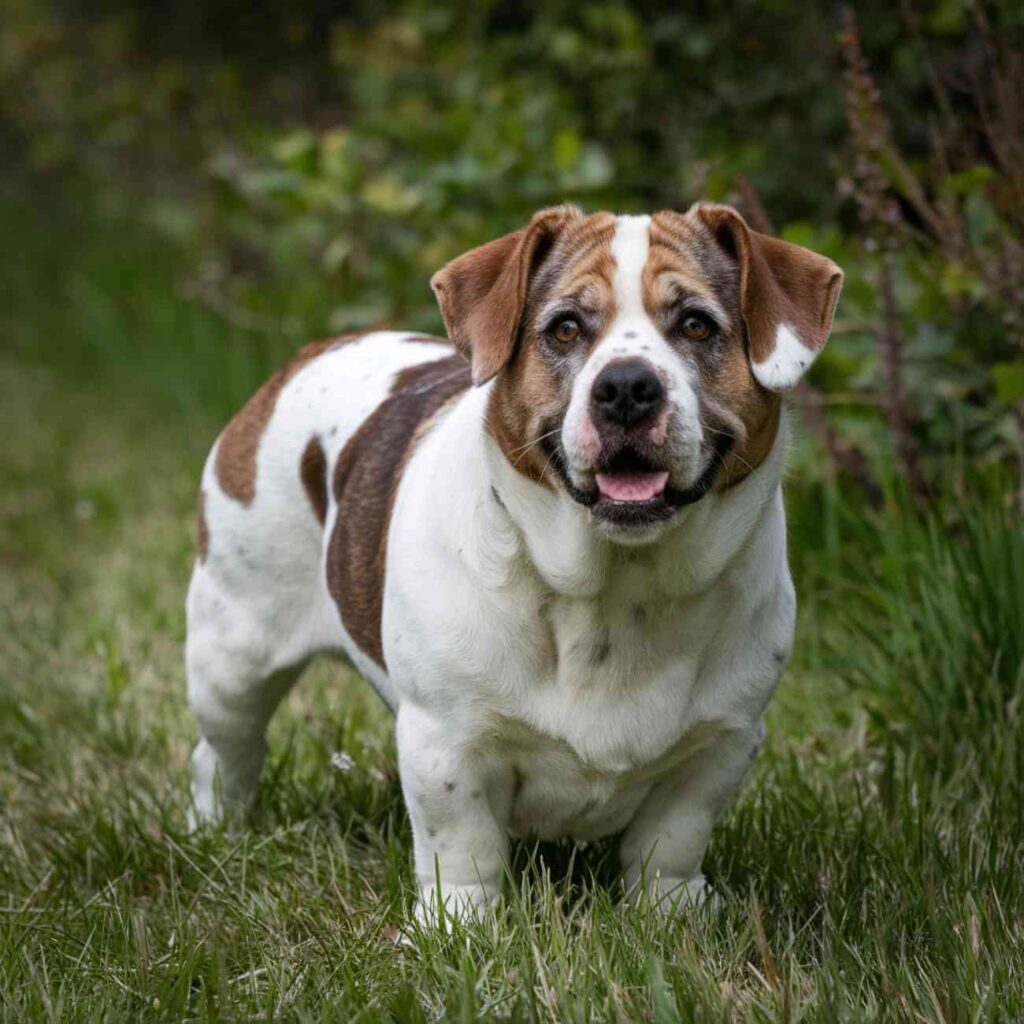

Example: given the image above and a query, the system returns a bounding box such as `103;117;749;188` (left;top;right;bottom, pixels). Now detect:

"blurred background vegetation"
2;0;1022;505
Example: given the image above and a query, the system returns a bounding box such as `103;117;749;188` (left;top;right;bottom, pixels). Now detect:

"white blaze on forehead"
610;215;652;320
751;324;818;390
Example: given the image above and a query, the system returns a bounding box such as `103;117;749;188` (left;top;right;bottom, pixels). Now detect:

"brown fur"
436;205;836;497
326;355;472;668
215;335;360;504
485;212;617;486
299;436;329;525
431;207;585;385
196;489;209;562
692;205;843;367
649;210;783;489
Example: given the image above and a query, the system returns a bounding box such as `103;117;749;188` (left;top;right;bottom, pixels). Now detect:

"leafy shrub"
3;0;1022;495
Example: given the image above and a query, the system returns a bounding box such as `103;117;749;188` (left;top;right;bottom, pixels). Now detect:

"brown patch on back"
487;212;617;486
215;334;360;505
196;489;209;562
299;436;328;525
327;355;472;668
649;210;782;489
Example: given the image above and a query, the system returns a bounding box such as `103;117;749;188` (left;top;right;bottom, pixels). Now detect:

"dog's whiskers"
701;425;770;503
511;427;561;468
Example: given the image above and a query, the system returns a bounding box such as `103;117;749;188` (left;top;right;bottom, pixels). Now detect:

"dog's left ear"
694;204;844;391
431;206;581;386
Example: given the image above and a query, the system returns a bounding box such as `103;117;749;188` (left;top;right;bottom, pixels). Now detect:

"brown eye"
553;319;580;343
681;314;712;340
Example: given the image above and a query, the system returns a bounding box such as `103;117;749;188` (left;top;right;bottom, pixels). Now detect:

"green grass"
1;188;1022;1022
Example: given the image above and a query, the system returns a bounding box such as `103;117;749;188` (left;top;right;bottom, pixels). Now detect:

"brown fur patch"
326;355;472;668
196;489;209;563
487;212;617;487
650;210;782;489
432;207;586;385
215;334;360;505
645;218;721;307
451;204;832;501
693;205;843;368
707;373;782;491
299;436;329;525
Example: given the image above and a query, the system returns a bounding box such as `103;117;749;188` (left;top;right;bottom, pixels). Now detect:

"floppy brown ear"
694;203;844;391
430;206;581;386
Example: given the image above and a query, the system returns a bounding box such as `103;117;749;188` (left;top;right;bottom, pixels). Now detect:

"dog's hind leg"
185;567;311;825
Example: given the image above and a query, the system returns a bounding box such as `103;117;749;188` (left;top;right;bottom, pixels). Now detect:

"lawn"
1;190;1022;1023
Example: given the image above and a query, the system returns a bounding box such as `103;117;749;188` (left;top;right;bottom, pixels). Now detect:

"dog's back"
186;331;461;818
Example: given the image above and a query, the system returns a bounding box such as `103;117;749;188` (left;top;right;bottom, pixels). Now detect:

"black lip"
541;431;734;526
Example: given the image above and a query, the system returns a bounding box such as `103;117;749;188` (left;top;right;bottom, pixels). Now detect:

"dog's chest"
485;558;728;834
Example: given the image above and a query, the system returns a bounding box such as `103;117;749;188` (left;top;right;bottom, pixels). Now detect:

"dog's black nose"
591;360;664;428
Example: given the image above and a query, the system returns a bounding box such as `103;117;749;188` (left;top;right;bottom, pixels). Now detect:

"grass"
1;187;1022;1022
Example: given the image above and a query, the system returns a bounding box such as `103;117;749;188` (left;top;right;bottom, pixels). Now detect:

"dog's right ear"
431;206;581;386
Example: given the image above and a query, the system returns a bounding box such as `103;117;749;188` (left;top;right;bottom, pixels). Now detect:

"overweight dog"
186;203;842;922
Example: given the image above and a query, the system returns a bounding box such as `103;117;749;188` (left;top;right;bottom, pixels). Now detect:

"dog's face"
432;205;842;541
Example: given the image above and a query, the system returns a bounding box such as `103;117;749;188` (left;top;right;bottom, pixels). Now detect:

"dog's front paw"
630;872;720;916
412;882;497;929
188;740;225;830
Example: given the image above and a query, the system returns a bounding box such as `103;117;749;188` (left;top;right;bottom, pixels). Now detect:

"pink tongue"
595;470;669;502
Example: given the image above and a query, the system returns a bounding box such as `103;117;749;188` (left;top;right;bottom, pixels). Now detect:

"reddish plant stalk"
875;247;931;502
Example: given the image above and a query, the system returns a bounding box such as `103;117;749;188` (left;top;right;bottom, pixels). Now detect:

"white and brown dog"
186;204;842;921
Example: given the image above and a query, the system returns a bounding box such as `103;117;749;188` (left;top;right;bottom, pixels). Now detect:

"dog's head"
432;204;842;541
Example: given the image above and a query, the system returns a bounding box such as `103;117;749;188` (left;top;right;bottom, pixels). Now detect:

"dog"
186;203;842;922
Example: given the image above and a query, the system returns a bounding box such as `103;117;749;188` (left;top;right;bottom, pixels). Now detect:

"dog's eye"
680;313;713;340
553;319;580;343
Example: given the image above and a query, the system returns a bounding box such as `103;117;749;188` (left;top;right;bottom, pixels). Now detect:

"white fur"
186;332;449;820
187;286;797;923
611;214;650;318
385;391;792;918
751;323;817;390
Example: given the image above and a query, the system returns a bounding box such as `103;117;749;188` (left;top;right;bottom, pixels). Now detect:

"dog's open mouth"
594;449;669;504
540;428;736;532
588;447;676;528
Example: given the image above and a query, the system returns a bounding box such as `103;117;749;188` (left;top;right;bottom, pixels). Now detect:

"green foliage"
830;494;1022;782
3;1;1022;483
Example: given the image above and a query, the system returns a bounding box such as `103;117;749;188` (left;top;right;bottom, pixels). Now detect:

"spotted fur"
215;335;360;504
186;209;843;925
299;436;329;525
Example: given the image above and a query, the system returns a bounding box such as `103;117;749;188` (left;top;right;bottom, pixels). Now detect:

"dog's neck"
438;384;789;602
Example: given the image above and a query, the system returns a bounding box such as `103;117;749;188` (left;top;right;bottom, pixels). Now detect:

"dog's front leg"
620;724;762;912
396;703;508;926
